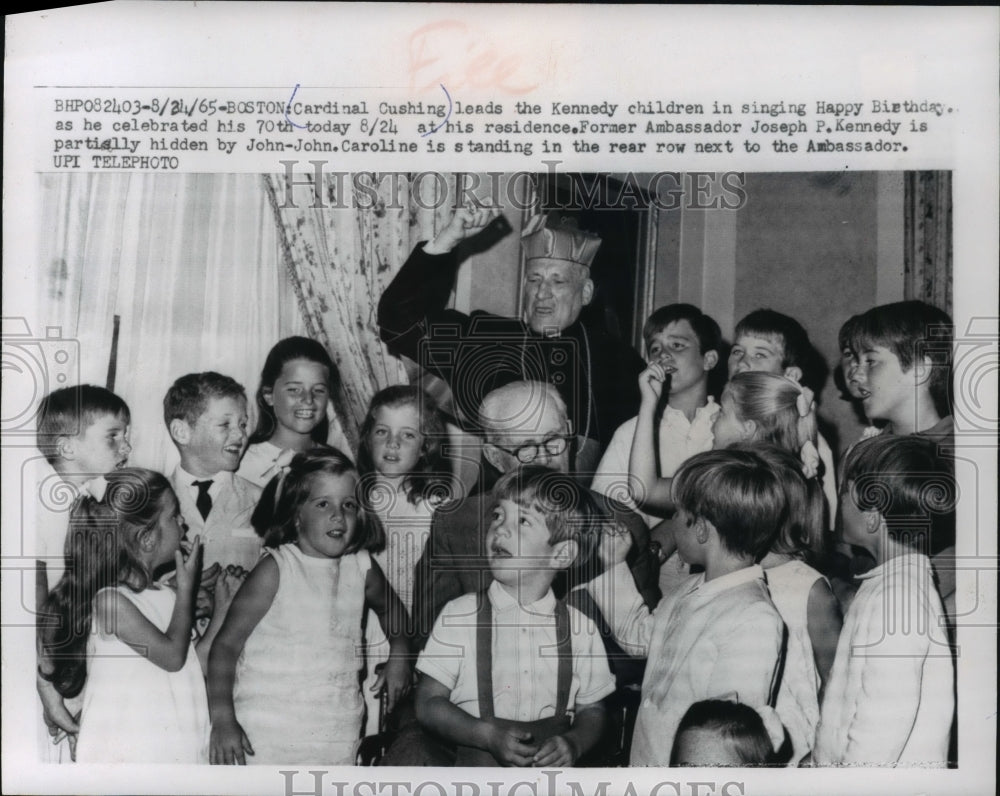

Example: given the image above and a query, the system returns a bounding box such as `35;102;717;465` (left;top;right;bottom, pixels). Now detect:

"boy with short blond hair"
164;372;262;571
416;466;615;767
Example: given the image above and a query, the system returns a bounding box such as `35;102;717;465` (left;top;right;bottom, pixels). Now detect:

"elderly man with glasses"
377;380;659;766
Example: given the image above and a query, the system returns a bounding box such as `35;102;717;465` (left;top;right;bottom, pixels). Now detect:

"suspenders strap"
473;592;572;721
475;596;494;720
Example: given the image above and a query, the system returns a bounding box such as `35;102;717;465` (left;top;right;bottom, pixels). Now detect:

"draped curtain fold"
37;173;305;473
904;171;952;314
263;172;455;450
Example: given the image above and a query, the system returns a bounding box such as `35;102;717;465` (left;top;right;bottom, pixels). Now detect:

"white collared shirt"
176;464;230;509
587;562;785;765
591;399;719;524
169;466;262;570
417;581;615;722
814;553;954;766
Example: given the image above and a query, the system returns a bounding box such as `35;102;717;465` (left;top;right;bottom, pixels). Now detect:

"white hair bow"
799;439;821;479
259;447;297;483
265;448;298;504
795;384;816;418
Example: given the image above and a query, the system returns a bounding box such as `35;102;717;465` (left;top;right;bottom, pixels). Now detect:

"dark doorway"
537;173;655;350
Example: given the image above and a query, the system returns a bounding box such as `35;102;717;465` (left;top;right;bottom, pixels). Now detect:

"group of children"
32;298;957;769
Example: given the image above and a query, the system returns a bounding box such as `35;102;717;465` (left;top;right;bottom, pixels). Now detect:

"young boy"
415;466;615;767
591;304;722;597
814;435;954;766
32;384;131;761
33;385;132;599
728;308;838;522
841;300;954;441
839;301;956;616
592;304;722;522
164;372;262;571
587;449;787;766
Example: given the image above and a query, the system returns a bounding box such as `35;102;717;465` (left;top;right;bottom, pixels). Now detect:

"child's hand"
209;719;255;765
486;724;539;767
373;654;412;713
533;734;578;767
638;362;667;405
211;570;240;620
174;535;203;597
198;562;222;591
38;676;80;738
195;587;214;622
597;520;633;570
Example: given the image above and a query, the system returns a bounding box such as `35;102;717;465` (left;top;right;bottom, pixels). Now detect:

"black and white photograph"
3;6;997;796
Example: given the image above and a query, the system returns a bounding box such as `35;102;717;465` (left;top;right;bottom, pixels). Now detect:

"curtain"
904;171;952;314
263;172;455;451
37;173;306;473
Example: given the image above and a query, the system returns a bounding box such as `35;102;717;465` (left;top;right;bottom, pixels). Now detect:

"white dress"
233;544;369;765
372;487;436;614
76;587;210;764
765;558;825;765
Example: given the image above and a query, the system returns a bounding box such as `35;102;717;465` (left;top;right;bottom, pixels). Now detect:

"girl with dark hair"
356;385;453;612
209;450;412;765
39;468;217;763
237;337;350;486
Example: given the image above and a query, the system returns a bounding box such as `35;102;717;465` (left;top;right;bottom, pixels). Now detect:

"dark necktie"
193;479;213;521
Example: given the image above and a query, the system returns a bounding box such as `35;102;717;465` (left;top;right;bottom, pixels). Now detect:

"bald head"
479;381;571;474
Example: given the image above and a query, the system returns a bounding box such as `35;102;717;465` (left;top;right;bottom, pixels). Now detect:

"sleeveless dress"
766;558;825;765
76;586;210;764
233;544;370;765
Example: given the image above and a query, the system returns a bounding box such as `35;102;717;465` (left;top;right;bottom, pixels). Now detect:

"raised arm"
207;555;279;765
587;526;657;658
377;204;500;358
628;363;676;513
93;538;202;672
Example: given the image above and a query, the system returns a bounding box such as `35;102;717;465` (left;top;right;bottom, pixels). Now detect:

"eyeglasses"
491;433;573;464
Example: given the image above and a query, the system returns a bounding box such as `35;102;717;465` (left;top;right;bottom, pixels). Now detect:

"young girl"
208;450;412;765
671;700;788;767
356;385;451;736
357;385;452;614
237;336;351;486
39;468;217;764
